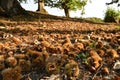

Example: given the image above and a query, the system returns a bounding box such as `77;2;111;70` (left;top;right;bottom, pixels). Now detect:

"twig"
92;62;104;80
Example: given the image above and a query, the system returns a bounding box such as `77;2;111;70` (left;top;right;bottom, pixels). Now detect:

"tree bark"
62;1;70;18
37;0;48;14
0;0;25;17
64;8;70;18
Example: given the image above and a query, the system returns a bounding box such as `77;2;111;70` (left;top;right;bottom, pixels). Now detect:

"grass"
84;17;104;23
115;25;120;30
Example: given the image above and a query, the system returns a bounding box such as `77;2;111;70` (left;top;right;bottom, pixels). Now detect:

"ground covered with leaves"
0;12;120;80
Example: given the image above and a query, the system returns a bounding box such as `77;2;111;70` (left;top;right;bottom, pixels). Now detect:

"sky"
21;0;120;19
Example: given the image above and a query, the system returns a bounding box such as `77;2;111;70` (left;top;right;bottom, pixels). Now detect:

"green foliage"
77;53;87;63
104;8;120;22
45;0;88;11
85;17;104;23
115;25;120;30
89;42;95;48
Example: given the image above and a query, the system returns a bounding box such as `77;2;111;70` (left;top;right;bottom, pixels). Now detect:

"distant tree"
45;0;88;18
34;0;48;14
20;0;48;13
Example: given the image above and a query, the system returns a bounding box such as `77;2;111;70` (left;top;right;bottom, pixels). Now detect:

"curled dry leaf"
102;67;109;74
1;66;22;80
74;42;84;51
18;59;31;73
12;37;22;44
0;55;5;70
64;59;80;79
108;49;119;58
14;54;27;59
89;50;102;69
45;54;61;75
41;41;51;48
95;41;104;49
5;57;17;67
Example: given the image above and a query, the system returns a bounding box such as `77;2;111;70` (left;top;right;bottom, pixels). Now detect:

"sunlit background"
21;0;120;19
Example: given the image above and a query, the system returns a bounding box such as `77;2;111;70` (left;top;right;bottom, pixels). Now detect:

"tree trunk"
64;8;70;18
0;0;25;17
37;0;48;14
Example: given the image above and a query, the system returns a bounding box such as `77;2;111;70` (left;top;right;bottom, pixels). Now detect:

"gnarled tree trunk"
0;0;25;17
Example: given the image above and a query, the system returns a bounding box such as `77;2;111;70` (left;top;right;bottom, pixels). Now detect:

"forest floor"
0;11;120;80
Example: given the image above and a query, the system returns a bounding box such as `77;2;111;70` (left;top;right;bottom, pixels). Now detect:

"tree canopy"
45;0;87;10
